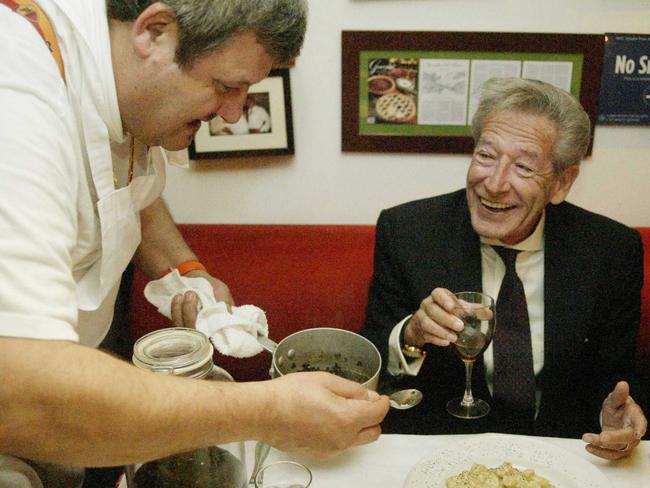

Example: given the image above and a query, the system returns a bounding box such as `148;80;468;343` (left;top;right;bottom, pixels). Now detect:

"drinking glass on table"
254;461;312;488
446;291;496;419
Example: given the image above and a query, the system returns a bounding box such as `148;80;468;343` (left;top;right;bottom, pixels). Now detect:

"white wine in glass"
446;291;496;419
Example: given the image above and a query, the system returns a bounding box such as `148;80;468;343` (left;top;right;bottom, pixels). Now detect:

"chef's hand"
403;287;466;347
582;381;647;460
170;270;234;327
261;372;389;459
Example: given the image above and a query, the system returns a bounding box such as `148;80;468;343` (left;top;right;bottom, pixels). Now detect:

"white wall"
163;0;650;226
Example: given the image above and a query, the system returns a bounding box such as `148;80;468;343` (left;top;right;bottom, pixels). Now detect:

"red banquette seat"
126;225;650;388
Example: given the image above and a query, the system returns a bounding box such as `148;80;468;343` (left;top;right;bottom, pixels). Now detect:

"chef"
0;1;389;486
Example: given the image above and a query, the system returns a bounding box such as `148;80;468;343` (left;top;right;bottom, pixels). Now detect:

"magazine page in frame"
189;68;294;159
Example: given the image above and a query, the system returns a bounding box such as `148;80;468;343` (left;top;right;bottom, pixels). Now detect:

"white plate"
403;434;610;488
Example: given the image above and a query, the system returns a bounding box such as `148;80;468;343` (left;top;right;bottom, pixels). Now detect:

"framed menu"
342;31;604;154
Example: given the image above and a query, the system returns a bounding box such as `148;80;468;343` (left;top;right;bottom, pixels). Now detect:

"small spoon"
388;389;423;410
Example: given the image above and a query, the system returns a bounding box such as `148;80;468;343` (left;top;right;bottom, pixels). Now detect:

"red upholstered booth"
127;225;650;387
127;225;376;381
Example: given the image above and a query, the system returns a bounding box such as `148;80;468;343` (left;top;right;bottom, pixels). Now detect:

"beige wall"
163;0;650;226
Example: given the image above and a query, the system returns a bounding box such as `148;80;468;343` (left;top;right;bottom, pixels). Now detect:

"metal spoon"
248;441;271;485
388;389;423;409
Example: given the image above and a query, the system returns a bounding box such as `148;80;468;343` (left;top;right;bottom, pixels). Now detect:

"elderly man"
0;1;388;486
362;77;647;459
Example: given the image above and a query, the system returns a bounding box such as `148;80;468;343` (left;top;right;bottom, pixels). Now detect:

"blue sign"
598;33;650;125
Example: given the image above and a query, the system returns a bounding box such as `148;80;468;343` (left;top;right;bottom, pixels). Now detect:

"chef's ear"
131;2;178;59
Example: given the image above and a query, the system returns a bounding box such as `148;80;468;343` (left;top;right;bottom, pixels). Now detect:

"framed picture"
189;68;294;159
342;31;604;154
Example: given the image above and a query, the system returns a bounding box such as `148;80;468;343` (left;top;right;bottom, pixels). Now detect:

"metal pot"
258;328;381;390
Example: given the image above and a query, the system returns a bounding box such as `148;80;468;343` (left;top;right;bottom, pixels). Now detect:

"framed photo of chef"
341;31;604;154
189;68;294;159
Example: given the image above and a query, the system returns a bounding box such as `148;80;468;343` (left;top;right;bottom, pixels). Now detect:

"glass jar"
126;327;247;488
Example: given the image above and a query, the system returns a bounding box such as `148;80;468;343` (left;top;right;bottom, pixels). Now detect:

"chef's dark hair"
106;0;307;67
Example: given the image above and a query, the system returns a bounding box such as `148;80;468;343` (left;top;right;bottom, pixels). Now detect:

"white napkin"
143;270;268;358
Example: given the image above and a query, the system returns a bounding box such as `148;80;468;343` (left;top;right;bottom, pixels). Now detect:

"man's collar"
480;211;545;252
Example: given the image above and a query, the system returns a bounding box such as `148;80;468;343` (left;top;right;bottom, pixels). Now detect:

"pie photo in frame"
367;57;418;125
375;92;417;123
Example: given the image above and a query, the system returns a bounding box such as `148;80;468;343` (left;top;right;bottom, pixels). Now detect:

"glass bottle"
126;327;247;488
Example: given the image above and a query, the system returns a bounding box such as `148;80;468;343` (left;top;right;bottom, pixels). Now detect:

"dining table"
275;434;649;487
117;433;650;487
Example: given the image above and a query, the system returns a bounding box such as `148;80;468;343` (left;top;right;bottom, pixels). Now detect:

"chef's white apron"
76;141;165;346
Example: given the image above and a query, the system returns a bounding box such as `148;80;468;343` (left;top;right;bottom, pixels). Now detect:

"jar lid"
132;327;214;378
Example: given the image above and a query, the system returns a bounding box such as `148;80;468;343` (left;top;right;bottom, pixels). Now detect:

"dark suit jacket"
362;189;645;438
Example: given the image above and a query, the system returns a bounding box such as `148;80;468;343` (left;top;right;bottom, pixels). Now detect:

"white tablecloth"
260;434;650;487
117;434;650;487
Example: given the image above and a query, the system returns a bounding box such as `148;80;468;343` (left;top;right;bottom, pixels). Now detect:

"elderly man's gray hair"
471;77;591;173
106;0;308;67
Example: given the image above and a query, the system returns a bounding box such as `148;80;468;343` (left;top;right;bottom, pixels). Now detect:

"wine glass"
446;291;496;419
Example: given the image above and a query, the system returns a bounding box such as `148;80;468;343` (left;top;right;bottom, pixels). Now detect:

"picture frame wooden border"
341;31;604;154
189;68;294;159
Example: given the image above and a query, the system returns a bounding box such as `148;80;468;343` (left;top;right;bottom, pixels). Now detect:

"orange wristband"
159;260;206;279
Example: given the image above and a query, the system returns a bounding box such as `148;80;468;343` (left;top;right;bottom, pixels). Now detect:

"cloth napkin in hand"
143;270;268;358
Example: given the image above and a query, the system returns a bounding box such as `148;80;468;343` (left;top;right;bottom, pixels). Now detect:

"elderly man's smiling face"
466;110;579;245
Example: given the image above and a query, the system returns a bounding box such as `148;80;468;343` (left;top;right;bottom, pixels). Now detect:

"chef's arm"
0;337;388;466
133;197;233;307
0;337;262;466
133;197;197;279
